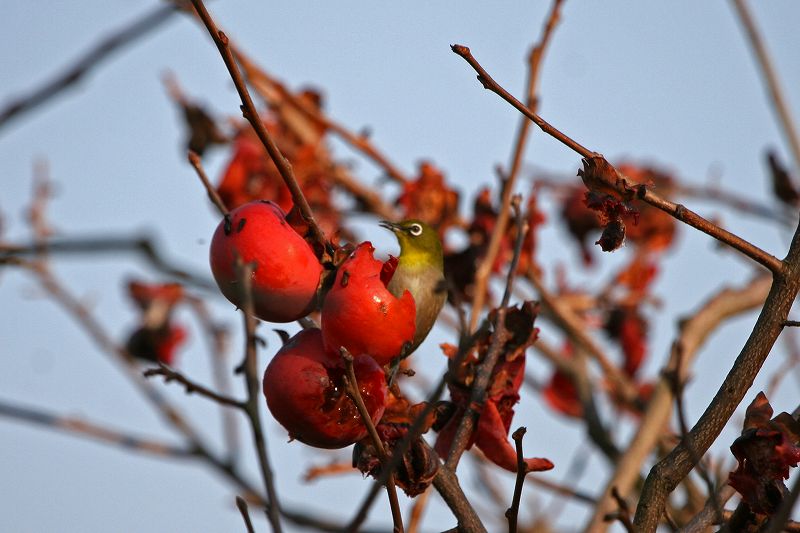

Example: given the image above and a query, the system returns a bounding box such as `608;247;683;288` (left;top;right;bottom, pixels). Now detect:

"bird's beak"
379;220;402;233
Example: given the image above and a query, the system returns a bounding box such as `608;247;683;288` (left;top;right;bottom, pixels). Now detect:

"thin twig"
468;0;565;333
527;269;639;409
668;347;725;529
0;235;216;291
406;487;430;533
635;187;782;274
730;0;800;170
505;427;529;533
606;487;637;533
188;0;329;253
143;363;244;409
446;196;527;469
235;259;283;533
0;398;194;458
212;43;401;219
232;47;408;185
340;348;404;533
345;328;489;532
188;150;230;216
451;44;594;158
185;294;241;465
0;4;178;131
236;496;256;533
451;44;784;275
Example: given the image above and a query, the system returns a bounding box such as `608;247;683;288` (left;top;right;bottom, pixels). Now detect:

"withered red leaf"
595;217;626;252
433;302;552;472
604;306;648;377
542;369;582;418
728;392;800;515
767;150;800;207
395;161;460;234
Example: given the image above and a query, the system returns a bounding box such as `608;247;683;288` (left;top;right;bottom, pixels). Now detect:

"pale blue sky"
2;2;799;531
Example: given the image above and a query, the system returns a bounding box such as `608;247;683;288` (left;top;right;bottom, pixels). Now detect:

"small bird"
379;220;447;360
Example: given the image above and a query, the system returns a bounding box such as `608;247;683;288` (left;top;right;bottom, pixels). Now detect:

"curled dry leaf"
728;392;800;515
560;184;603;265
542;342;582;419
434;302;553;473
352;389;440;496
180;102;227;156
767;150;800;207
604;305;648;378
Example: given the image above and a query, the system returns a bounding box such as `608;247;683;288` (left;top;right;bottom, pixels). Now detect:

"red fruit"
210;201;322;323
263;328;388;449
321;242;416;366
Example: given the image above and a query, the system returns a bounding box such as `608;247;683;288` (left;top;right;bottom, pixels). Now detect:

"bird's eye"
409;223;423;236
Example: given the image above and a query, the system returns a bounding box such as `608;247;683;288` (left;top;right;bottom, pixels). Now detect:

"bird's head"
379;219;443;268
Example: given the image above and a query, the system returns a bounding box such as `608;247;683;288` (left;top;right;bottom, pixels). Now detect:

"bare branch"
188;150;230;217
340;348;404;533
587;274;771;532
0;398;193;458
236;496;256;533
235;259;283;533
451;44;784;274
468;0;566;332
144;363;244;409
188;0;329;253
0;4;178;132
633;219;800;529
0;235;216;291
730;0;800;170
505;427;529;533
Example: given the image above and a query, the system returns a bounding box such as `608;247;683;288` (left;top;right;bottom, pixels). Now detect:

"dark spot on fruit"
223;214;232;236
237;218;247;233
379;302;389;316
341;270;350;287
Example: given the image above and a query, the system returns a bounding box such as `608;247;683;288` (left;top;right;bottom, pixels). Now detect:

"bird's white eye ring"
409;223;423;236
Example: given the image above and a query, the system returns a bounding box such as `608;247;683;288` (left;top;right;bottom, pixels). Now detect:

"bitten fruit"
210;200;322;323
263;328;388;449
320;242;416;366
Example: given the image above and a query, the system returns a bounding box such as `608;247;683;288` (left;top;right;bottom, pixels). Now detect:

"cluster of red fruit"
209;200;416;448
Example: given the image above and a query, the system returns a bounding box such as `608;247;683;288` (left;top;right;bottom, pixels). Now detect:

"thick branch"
586;274;771;532
633;223;800;530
